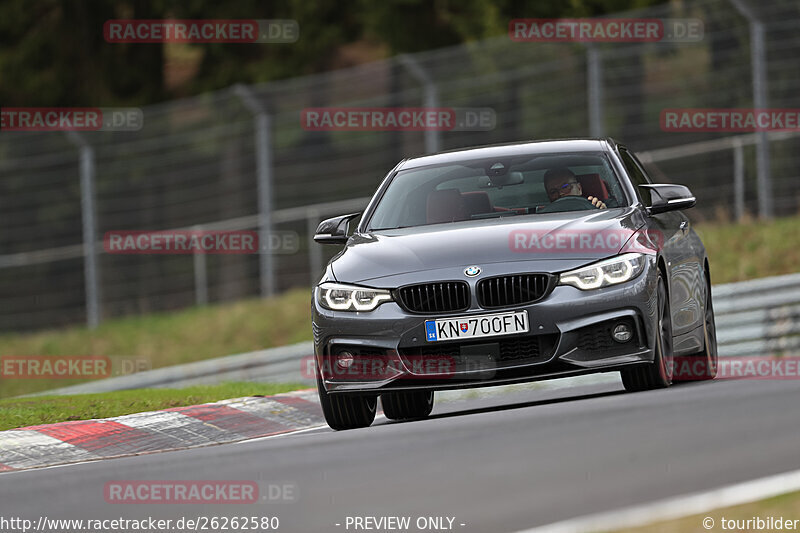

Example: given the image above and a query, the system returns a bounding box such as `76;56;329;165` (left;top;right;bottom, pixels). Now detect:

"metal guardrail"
29;272;800;396
714;272;800;358
28;342;316;396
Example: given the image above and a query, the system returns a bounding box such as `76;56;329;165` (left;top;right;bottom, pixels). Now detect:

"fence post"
729;0;773;218
733;138;745;220
307;209;322;287
398;54;440;154
65;132;101;329
586;44;605;138
234;84;275;297
192;225;208;305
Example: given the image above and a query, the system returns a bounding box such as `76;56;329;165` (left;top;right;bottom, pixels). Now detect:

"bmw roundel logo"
464;265;481;277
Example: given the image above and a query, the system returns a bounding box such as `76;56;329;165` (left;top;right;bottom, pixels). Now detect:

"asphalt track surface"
2;377;800;533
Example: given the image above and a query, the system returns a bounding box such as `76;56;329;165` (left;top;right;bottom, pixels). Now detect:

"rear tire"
381;391;434;421
621;272;673;392
316;372;377;430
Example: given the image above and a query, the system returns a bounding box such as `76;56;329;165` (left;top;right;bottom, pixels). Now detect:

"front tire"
381;391;434;421
316;372;377;430
621;272;673;391
674;270;718;381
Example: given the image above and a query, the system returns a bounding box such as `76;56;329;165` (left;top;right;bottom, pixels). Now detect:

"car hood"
331;207;649;284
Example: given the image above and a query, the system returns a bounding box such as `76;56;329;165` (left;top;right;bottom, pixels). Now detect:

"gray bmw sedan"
312;138;717;430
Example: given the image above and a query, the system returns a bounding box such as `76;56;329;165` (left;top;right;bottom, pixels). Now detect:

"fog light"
612;323;633;343
336;351;355;368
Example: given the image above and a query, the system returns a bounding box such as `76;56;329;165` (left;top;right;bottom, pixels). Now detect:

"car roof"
398;138;617;170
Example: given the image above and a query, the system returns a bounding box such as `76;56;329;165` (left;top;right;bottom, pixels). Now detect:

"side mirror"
313;212;361;244
639;184;696;215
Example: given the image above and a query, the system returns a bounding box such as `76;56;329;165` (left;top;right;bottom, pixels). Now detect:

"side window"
618;147;651;205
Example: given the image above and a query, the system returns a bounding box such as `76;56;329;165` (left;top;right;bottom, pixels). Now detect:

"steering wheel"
537;195;598;213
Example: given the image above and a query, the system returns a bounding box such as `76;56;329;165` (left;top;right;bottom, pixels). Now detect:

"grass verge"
614;489;800;532
0;382;307;431
695;214;800;284
0;287;312;398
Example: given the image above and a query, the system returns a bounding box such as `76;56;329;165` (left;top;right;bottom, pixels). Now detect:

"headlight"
317;282;393;311
559;253;646;290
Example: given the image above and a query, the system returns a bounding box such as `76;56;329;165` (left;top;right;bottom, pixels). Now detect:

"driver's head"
544;167;582;202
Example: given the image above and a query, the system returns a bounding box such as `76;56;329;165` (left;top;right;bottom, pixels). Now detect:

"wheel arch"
656;254;670;299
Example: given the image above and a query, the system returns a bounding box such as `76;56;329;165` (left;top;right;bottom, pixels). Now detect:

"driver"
544;167;607;209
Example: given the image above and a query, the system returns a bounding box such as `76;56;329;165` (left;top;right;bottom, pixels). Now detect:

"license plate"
425;310;529;342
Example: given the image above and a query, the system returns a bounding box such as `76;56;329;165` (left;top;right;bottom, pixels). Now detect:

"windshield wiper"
370;225;415;230
470;211;522;220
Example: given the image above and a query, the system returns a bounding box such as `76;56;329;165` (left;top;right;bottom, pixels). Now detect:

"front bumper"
312;256;659;393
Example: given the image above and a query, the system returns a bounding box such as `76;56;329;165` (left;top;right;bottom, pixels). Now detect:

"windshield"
367;152;626;230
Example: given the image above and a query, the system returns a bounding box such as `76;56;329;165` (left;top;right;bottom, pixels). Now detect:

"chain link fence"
1;0;799;331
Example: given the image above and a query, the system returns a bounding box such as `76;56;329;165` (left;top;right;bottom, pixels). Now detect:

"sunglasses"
547;180;579;196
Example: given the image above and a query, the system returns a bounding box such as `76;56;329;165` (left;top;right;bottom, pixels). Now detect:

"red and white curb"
0;389;323;472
